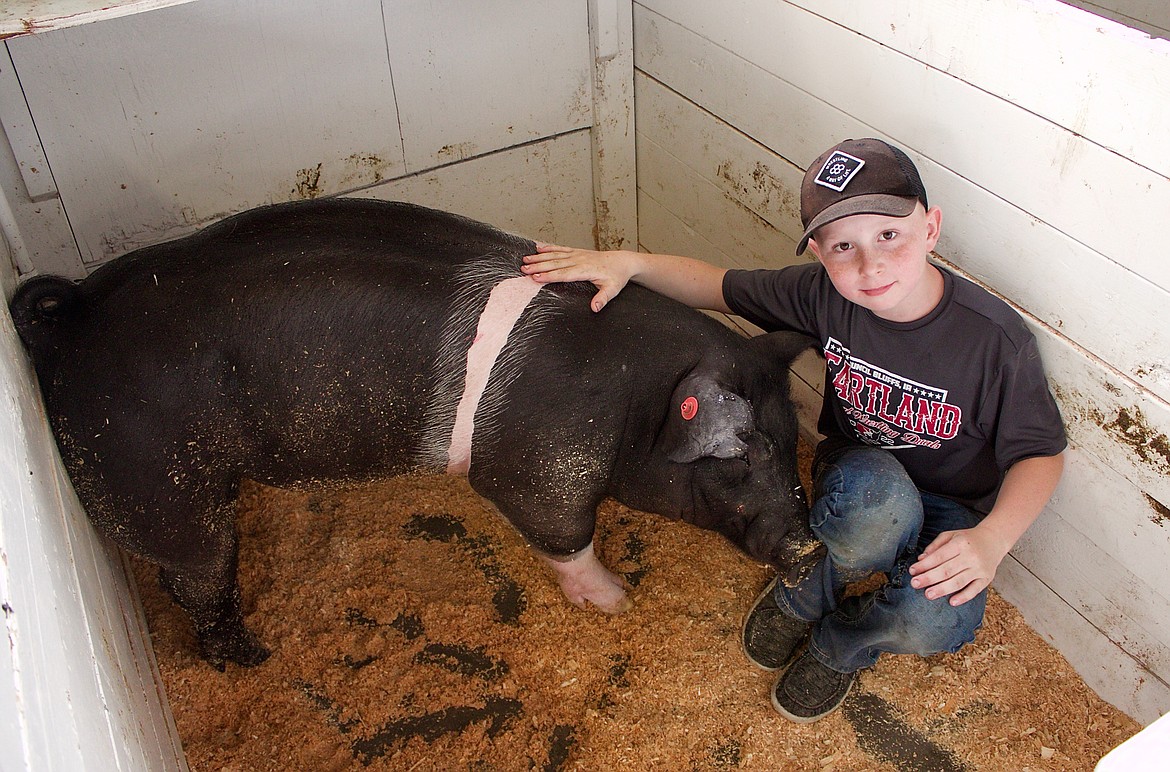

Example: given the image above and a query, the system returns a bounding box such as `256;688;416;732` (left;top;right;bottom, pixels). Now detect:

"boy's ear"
805;236;824;260
925;205;943;249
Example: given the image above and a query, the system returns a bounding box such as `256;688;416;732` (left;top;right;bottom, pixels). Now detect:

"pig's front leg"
540;542;633;614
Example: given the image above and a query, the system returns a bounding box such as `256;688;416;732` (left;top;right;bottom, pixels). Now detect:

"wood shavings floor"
132;447;1139;770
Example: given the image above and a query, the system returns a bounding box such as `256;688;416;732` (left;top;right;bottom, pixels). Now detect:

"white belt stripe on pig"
445;275;544;474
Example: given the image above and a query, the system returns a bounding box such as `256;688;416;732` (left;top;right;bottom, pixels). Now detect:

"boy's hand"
911;454;1063;607
521;242;634;312
908;526;1010;607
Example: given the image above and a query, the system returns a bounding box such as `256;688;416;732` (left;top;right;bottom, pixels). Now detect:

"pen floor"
133;441;1139;771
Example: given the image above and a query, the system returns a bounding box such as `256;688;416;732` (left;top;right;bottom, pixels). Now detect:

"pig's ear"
662;374;755;463
742;331;818;366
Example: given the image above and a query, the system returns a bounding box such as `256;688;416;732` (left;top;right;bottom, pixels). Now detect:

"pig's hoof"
200;629;271;670
568;580;631;612
590;593;634;615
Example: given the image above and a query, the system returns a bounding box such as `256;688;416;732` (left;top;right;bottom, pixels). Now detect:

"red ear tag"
680;396;699;421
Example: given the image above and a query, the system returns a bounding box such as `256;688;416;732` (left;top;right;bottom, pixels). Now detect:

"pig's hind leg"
76;453;270;669
155;501;270;670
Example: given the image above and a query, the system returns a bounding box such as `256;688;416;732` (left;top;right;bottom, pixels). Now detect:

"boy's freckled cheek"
822;266;857;296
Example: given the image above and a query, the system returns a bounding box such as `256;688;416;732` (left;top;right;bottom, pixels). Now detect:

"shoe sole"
740;578;783;672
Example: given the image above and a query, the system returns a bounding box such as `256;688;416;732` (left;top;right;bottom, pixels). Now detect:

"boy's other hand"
908;527;1008;607
521;242;634;313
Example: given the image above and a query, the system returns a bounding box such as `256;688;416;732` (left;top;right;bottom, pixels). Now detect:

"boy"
521;138;1066;722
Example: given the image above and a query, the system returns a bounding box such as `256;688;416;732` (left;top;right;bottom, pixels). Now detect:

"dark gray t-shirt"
723;263;1066;513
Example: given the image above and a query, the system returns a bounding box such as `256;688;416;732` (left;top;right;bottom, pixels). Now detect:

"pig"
10;198;823;669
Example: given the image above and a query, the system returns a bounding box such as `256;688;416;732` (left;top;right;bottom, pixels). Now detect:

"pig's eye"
716;456;750;482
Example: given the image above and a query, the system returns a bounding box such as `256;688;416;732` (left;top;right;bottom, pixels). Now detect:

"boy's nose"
857;250;883;276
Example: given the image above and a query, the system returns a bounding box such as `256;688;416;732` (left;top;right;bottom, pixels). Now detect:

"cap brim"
795;194;920;255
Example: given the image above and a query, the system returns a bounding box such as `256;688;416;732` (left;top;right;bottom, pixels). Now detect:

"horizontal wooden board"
1045;444;1170;588
633;6;851;207
352;131;596;250
1012;497;1170;682
633;5;1170;405
386;0;591;174
637;0;1170;298
635;134;791;271
634;71;802;239
1098;0;1170;30
792;0;1170;175
1033;316;1170;506
1036;1;1170;44
1117;0;1170;29
7;0;407;265
0;0;194;37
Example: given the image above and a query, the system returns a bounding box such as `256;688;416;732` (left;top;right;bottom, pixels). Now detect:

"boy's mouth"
861;282;895;297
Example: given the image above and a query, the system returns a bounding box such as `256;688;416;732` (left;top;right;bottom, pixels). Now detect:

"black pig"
10;199;822;668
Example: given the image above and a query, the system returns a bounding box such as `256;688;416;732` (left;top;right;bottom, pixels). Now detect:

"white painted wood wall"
0;1;634;769
0;0;636;276
631;0;1170;726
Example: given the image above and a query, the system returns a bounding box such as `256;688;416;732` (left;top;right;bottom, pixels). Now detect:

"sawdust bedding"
132;443;1140;771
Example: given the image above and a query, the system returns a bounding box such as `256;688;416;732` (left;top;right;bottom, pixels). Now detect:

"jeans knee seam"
807;636;855;674
774;586;817;623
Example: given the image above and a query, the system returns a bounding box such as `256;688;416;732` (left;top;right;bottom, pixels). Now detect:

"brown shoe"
741;578;810;671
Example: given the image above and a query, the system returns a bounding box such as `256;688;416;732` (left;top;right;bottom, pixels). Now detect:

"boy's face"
806;203;944;323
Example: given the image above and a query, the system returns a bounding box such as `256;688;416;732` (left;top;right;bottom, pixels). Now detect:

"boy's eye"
831;242;853;253
878;230;898;241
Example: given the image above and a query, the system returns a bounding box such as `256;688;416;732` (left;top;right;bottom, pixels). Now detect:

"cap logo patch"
680;396;699;421
814;151;865;192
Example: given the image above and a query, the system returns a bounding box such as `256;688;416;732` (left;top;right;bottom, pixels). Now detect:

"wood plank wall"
2;0;636;277
631;0;1170;724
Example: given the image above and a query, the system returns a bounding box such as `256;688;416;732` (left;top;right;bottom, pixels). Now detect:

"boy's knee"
820;447;915;494
811;448;922;572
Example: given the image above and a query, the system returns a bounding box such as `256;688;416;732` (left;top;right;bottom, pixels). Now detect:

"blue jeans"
774;446;986;674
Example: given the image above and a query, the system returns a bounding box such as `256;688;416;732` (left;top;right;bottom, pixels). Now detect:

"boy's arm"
909;452;1065;606
522;243;731;313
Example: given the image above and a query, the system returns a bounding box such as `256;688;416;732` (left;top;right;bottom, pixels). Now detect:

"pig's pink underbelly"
445;275;544;474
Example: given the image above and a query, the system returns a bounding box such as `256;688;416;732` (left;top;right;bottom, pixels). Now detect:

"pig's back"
21;200;540;487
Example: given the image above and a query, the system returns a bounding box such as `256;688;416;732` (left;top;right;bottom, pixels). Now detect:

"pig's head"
659;331;826;587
